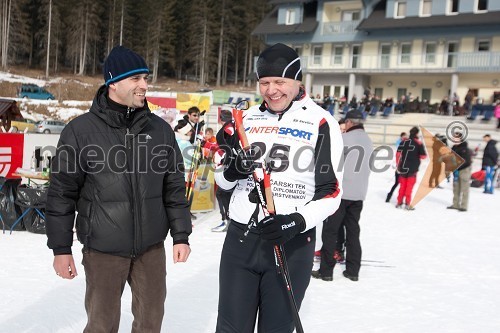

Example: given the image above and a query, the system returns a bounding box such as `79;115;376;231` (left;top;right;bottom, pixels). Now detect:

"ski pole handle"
263;167;275;215
232;108;250;151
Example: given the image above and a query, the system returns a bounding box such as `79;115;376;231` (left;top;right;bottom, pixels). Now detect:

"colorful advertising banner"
191;163;215;212
147;93;211;113
176;93;211;113
0;133;24;179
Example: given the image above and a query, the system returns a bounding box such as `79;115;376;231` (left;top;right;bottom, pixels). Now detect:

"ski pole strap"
239;203;260;243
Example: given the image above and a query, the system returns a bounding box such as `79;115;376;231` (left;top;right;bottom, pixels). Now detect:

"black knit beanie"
103;46;149;86
256;43;302;81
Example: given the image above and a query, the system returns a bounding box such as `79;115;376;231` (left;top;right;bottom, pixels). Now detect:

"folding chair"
467;107;480;120
481;107;494;121
382;106;392;117
10;185;47;234
1;177;22;234
327;104;335;116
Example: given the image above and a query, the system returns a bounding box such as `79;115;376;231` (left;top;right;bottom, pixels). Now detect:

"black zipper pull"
126;107;131;119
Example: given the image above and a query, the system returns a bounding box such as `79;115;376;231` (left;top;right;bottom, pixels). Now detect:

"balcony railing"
322;21;360;34
300;52;500;73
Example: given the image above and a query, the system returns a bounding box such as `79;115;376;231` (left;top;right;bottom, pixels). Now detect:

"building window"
333;86;342;98
477;40;490;52
397;88;407;101
447;0;459;14
313;45;323;65
351;45;361;68
332;46;343;65
447;42;458;68
476;0;487;11
395;1;407;18
342;10;361;21
421;88;432;102
400;43;411;64
374;88;383;99
421;0;432;16
285;9;296;25
380;44;391;69
424;43;436;64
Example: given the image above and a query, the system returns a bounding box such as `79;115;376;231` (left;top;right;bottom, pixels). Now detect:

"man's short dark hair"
483;134;491;139
188;106;200;115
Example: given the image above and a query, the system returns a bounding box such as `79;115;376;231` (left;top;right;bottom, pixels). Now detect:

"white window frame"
313;45;323;65
477;39;490;52
395;1;407;18
475;0;488;13
380;44;391;68
351;44;361;68
399;43;412;64
332;46;344;65
424;42;437;64
285;9;296;25
342;10;361;22
446;41;459;68
446;0;459;15
420;0;432;17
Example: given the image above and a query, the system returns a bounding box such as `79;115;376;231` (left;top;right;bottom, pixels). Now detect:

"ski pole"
185;110;207;203
232;102;305;333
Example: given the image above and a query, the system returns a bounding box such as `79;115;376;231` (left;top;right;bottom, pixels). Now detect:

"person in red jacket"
396;126;427;210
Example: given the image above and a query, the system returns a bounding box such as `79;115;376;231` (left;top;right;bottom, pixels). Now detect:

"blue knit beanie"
103;46;149;86
256;43;302;81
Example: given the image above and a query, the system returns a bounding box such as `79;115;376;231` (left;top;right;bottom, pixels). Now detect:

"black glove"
216;121;238;148
248;179;265;204
223;146;258;182
258;213;306;245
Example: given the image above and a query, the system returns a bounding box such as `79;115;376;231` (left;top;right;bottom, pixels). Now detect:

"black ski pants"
216;221;315;333
388;172;400;198
320;199;363;277
216;187;233;221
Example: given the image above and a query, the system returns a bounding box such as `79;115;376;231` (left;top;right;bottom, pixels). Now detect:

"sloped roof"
252;7;318;35
0;99;21;118
358;1;500;30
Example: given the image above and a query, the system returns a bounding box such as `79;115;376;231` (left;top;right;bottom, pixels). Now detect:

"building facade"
253;0;500;105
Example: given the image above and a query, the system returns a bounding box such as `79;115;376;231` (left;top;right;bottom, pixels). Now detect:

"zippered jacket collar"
90;85;151;133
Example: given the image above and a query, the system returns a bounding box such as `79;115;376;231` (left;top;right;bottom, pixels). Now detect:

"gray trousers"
82;243;167;333
453;166;471;210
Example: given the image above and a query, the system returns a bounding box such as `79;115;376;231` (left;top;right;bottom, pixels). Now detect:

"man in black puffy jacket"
46;46;191;333
482;134;498;194
448;133;472;211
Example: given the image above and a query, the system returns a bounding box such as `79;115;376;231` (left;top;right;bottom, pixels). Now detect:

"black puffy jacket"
46;85;191;257
397;136;427;177
452;141;472;171
482;140;498;168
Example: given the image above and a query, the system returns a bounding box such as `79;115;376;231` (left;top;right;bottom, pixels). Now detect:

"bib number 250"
252;142;290;172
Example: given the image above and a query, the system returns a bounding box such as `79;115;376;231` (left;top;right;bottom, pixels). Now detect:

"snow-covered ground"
0;161;498;333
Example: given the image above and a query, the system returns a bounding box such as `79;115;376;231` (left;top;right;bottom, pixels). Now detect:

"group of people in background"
314;89;500;123
385;126;498;213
